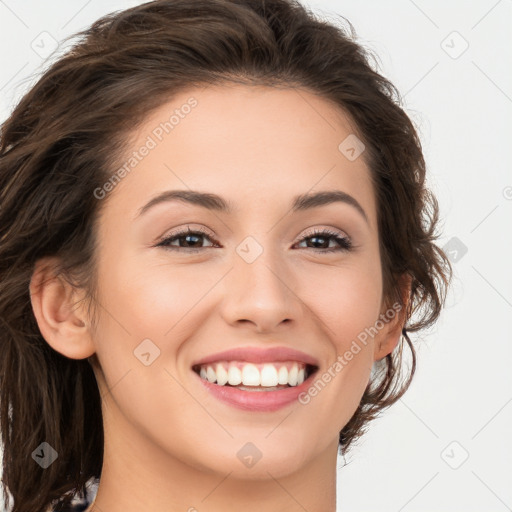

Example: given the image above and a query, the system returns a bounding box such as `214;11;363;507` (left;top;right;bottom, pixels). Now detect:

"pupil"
310;236;327;248
185;234;200;247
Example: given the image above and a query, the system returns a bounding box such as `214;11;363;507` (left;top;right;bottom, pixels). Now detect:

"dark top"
58;503;91;512
51;478;99;511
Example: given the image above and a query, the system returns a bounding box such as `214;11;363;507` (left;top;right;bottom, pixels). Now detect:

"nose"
219;245;302;333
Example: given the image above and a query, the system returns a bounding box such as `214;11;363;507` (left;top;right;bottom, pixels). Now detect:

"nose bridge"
221;232;299;330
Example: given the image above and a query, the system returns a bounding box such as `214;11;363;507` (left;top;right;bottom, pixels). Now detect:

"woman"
0;0;452;510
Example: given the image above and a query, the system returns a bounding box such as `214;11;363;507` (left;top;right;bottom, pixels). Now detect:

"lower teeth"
231;385;291;391
198;380;293;391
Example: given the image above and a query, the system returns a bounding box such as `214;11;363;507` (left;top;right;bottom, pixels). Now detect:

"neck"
91;411;340;511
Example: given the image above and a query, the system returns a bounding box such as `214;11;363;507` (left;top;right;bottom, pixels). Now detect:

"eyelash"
155;226;353;254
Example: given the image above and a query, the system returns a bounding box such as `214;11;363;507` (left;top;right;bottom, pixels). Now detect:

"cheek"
99;245;384;341
89;255;199;424
300;270;380;434
299;257;383;339
295;260;381;417
98;251;191;336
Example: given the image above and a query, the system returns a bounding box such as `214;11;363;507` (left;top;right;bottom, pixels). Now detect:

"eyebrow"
135;189;369;224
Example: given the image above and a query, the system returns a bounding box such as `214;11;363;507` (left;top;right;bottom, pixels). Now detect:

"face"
82;84;401;481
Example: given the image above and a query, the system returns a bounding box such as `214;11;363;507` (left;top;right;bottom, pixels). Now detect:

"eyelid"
155;224;349;243
155;224;215;243
154;224;353;253
300;226;349;240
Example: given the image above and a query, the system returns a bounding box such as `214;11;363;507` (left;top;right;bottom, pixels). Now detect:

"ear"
373;273;412;361
29;257;96;360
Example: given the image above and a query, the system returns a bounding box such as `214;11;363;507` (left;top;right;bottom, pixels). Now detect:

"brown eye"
294;229;352;253
156;227;218;253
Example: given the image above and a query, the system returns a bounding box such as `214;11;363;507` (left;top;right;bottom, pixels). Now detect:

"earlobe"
373;313;404;361
373;273;412;361
29;258;96;360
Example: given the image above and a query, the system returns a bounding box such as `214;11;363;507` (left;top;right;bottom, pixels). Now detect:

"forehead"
103;84;377;227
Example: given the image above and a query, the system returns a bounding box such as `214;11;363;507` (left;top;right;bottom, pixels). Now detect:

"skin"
30;84;410;512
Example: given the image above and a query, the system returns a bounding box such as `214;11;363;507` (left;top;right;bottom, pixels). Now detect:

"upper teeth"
197;361;309;387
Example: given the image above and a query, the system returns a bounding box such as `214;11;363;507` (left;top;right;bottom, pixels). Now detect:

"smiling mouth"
191;362;319;390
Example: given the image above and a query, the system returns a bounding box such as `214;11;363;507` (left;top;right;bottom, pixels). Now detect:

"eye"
294;228;352;253
155;226;352;253
155;226;218;253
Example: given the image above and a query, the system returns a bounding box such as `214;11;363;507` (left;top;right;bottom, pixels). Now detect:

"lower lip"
193;370;316;412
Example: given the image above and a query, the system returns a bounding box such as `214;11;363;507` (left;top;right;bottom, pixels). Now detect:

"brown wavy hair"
0;0;452;510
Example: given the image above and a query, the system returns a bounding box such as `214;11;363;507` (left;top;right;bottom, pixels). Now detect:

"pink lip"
193;369;318;412
191;346;319;367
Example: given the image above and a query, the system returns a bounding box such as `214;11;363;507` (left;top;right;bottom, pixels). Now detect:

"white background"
1;1;511;510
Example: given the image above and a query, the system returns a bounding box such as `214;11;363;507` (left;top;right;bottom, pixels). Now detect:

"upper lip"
191;346;320;368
